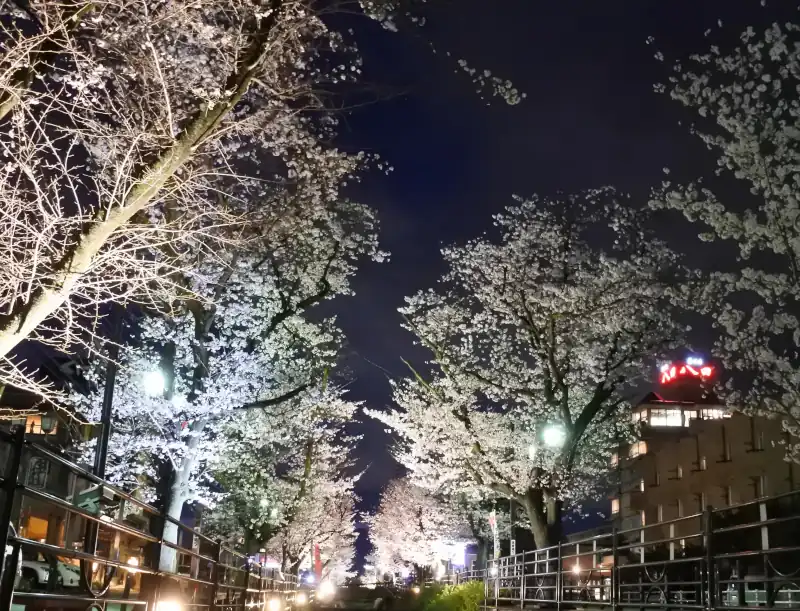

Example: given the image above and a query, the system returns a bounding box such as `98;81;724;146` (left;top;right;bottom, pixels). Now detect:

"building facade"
612;359;797;540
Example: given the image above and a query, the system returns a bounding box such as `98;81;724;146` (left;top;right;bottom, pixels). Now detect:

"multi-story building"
612;358;797;539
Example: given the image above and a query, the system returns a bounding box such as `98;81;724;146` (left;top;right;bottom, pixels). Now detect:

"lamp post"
94;304;122;479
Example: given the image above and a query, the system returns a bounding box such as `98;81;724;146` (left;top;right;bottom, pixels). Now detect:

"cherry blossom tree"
367;478;473;577
651;18;800;461
370;189;689;547
206;402;359;581
73;196;382;570
0;0;421;396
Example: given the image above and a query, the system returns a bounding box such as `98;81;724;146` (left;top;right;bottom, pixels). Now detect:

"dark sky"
326;0;792;559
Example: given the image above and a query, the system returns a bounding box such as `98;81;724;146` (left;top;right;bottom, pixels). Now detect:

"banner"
314;543;322;579
488;510;499;559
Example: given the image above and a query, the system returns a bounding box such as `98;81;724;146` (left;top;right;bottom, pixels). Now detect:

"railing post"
0;426;24;550
240;557;251;611
611;526;618;611
556;541;562;611
520;552;525;610
0;426;24;608
704;506;715;611
209;540;221;611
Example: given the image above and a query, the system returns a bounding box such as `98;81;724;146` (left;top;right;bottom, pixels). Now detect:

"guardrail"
0;426;299;610
458;490;800;610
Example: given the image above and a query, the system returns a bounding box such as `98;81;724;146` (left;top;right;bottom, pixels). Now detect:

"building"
612;358;797;540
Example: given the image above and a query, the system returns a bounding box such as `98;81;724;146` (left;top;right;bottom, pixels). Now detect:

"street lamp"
542;424;567;449
143;369;166;397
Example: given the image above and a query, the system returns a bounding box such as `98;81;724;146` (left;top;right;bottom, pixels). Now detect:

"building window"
657;504;663;522
628;441;647;458
699;408;728;420
611;498;620;514
752;475;767;498
26;457;49;489
683;410;698;426
650;408;683;427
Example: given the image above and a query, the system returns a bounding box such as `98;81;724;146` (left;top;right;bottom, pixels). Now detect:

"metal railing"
0;426;299;610
464;491;800;610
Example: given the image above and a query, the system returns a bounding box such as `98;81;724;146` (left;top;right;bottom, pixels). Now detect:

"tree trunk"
159;479;187;572
519;488;562;549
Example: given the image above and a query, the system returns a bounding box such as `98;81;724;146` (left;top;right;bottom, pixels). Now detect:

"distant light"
400;567;410;578
489;566;498;577
542;425;567;449
127;557;140;574
305;574;315;584
296;592;308;606
143;369;166;397
267;598;282;611
412;586;421;595
318;582;335;600
572;564;581;575
686;357;704;366
154;601;183;611
659;363;670;373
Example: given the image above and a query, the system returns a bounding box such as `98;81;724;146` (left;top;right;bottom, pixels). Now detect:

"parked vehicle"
2;525;21;590
17;554;81;590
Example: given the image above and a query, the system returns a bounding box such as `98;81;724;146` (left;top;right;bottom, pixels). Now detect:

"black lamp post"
94;303;122;479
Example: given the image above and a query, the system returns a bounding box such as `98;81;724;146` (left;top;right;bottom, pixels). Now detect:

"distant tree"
651;18;800;460
208;411;359;582
368;478;473;577
371;189;689;547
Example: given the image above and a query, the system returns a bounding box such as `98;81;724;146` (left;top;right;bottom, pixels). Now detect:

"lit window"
700;408;728;420
631;410;647;424
628;441;647;458
683;410;697;426
611;498;620;514
650;409;682;427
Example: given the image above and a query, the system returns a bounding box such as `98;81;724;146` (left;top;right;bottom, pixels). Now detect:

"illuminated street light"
489;566;498;578
143;369;166;397
267;598;282;611
572;563;581;575
296;592;308;606
542;425;567;449
154;601;183;611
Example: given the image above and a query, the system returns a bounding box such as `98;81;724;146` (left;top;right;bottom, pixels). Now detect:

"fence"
0;426;299;610
463;490;800;610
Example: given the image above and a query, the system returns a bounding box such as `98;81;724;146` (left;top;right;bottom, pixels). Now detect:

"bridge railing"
457;490;800;610
0;426;299;610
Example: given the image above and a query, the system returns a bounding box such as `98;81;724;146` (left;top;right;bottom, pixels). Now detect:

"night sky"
324;0;793;560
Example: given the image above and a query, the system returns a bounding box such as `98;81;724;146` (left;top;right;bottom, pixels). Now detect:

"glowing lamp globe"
143;369;166;397
542;425;567;449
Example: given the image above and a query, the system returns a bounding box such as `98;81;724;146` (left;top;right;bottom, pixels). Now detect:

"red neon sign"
659;359;714;384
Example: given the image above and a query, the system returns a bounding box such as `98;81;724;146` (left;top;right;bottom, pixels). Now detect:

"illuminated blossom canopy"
370;188;691;547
